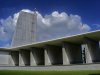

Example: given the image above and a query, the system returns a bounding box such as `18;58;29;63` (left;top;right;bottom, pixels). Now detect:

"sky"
0;0;100;47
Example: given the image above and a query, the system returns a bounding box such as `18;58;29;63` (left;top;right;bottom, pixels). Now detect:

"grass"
0;70;100;75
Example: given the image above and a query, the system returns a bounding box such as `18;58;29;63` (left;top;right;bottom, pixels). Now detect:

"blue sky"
0;0;100;26
0;0;100;47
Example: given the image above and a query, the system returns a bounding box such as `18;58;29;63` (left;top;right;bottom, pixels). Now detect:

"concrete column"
44;48;51;65
30;50;37;66
45;45;63;66
30;48;44;66
84;38;100;63
19;50;30;66
62;43;70;65
9;51;19;66
62;42;82;65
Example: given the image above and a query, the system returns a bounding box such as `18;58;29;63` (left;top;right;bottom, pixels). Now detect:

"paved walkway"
0;64;100;71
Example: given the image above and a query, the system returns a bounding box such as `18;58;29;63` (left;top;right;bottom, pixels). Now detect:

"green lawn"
0;70;100;75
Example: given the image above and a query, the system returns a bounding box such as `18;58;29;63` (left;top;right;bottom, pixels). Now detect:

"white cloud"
0;9;91;47
36;11;91;41
0;16;13;41
0;12;19;47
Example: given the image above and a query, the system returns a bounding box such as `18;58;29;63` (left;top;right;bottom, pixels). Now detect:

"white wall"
0;51;9;65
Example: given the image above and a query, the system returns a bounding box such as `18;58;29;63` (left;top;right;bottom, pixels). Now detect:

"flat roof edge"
0;30;100;50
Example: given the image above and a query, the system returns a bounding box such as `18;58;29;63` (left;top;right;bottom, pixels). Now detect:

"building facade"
0;11;100;67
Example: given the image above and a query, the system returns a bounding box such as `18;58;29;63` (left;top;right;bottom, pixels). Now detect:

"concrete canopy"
0;30;100;51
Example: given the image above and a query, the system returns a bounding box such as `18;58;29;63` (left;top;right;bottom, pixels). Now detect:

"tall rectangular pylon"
11;11;37;47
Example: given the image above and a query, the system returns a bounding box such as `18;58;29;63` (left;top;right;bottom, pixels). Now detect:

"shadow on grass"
90;74;100;75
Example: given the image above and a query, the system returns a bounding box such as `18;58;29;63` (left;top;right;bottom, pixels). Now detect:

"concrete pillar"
44;48;51;65
62;43;70;65
19;50;30;66
62;42;82;65
84;38;100;63
45;45;63;66
30;48;44;66
30;50;36;66
9;51;19;66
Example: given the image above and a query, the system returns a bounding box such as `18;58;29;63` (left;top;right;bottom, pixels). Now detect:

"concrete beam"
62;42;83;65
19;50;30;66
84;38;100;63
30;48;44;66
45;45;63;66
9;51;19;66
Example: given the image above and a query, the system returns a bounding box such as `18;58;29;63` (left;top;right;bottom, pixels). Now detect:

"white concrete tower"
11;11;37;47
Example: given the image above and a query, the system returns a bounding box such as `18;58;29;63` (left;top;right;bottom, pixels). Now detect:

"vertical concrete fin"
9;51;19;66
62;43;70;65
44;45;63;66
44;49;51;66
62;42;82;64
30;47;44;66
30;50;37;66
84;37;100;63
19;50;30;66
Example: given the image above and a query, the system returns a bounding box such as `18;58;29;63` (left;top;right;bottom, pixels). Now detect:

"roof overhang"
0;30;100;51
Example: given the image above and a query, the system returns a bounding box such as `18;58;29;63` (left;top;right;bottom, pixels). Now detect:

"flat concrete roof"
0;30;100;51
